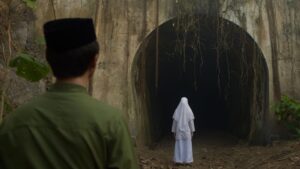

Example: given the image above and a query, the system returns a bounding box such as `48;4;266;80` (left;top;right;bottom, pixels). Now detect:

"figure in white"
172;97;195;164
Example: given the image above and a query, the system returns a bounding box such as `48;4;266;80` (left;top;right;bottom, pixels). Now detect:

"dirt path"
138;131;300;169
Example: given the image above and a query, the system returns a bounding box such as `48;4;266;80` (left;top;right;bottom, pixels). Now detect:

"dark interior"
135;15;268;143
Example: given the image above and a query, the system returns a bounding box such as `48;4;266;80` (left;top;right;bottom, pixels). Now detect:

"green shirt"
0;83;139;169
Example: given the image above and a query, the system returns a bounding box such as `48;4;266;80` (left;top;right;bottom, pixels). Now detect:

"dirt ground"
138;131;300;169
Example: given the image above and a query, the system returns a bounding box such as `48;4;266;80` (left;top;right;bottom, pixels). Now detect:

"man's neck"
56;76;89;88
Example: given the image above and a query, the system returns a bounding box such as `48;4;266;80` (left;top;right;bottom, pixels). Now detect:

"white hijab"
172;97;194;132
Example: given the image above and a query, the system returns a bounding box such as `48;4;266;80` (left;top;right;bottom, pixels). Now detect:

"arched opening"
133;15;269;145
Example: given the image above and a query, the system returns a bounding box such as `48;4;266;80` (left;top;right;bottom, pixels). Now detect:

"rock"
13;21;28;47
0;0;9;39
0;68;8;88
5;69;45;106
0;0;8;12
290;156;300;162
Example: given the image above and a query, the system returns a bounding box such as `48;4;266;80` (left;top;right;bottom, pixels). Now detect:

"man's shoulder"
87;97;122;120
69;97;125;132
6;93;45;115
0;93;124;132
29;92;121;119
0;94;46;132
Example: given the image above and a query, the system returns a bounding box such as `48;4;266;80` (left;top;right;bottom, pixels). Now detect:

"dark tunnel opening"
134;15;268;144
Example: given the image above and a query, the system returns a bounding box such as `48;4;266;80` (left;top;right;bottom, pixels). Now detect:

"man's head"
43;18;99;79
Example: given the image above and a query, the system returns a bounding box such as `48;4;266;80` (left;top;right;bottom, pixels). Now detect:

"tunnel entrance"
133;15;268;144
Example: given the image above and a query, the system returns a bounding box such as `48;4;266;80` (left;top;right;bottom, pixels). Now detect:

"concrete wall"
19;0;300;144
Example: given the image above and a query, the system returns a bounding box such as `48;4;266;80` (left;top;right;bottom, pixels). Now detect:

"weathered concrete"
2;0;299;145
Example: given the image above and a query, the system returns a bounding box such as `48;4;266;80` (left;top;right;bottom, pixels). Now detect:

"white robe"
172;97;195;163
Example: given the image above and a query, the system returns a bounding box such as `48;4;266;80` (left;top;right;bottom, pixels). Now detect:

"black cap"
43;18;97;52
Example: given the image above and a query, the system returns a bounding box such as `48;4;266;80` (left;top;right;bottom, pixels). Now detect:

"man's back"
0;83;138;169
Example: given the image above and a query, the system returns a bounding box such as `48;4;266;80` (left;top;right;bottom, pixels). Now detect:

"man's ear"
90;55;98;69
88;55;98;77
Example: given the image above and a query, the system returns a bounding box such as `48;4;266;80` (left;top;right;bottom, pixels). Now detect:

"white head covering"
172;97;195;132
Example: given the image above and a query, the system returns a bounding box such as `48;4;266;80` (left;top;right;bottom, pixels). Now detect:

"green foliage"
4;99;13;114
0;96;13;115
9;53;50;82
22;0;37;9
275;95;300;137
0;93;13;123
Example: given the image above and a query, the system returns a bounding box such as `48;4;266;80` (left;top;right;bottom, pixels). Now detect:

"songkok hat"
43;18;97;52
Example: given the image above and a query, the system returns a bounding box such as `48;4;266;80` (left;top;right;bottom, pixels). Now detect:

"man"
0;18;139;169
172;97;195;165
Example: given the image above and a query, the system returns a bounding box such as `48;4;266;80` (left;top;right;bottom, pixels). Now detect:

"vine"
174;0;206;91
0;7;12;123
49;0;56;19
155;0;159;89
